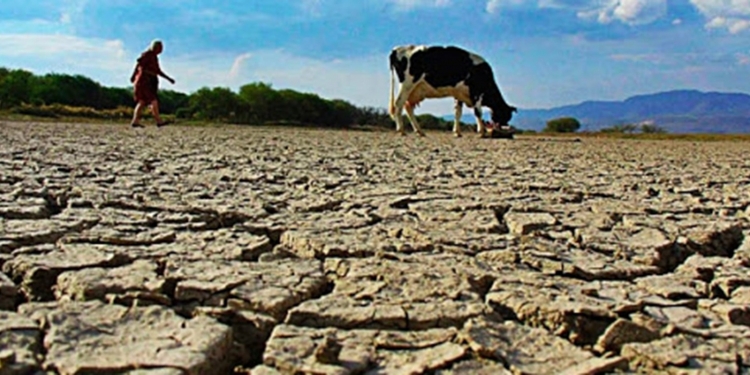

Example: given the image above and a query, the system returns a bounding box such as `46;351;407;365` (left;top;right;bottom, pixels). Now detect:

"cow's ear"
511;106;518;113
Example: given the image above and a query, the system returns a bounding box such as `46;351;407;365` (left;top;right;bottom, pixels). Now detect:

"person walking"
130;39;176;128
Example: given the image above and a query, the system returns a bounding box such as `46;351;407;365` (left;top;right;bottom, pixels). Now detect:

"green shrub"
9;103;134;120
175;107;193;119
600;124;637;133
10;104;59;118
544;117;581;133
641;124;667;134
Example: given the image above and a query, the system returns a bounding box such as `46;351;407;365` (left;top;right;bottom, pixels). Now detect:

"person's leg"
131;101;145;127
152;99;172;127
150;99;163;125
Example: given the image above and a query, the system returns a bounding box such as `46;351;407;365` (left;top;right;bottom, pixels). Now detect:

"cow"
388;45;517;137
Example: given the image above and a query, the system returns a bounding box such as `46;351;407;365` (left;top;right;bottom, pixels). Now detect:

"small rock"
0;271;18;310
55;259;168;305
3;247;130;301
0;311;42;375
682;221;744;258
557;357;629;375
461;316;597;375
622;334;750;374
595;318;661;353
0;217;99;253
193;306;277;365
732;286;750;304
261;324;463;375
504;212;557;235
314;334;343;365
699;299;750;327
485;271;617;345
286;255;491;330
175;228;273;261
635;273;706;300
516;238;660;281
18;300;234;375
435;360;512;375
63;225;177;246
166;258;327;320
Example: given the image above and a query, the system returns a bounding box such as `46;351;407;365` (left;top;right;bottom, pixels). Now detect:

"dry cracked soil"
1;120;750;375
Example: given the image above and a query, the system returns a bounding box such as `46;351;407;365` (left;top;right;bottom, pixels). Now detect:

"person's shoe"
156;120;173;128
131;122;145;128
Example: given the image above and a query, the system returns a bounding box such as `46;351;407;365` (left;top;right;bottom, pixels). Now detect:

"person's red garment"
132;50;161;104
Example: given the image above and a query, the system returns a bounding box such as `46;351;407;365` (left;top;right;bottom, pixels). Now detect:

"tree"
0;69;34;108
544;117;581;133
188;87;249;122
29;73;103;108
238;82;282;124
600;123;637;133
159;89;190;115
354;106;391;127
328;99;358;127
0;65;436;129
640;123;667;134
415;114;453;130
100;86;134;109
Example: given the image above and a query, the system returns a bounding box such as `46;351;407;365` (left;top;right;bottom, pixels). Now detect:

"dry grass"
0;104;177;124
2;107;750;142
524;131;750;142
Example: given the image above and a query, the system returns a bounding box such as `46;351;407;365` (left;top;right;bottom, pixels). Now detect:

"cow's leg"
391;104;407;135
453;99;463;138
392;84;417;136
474;107;488;137
404;103;426;137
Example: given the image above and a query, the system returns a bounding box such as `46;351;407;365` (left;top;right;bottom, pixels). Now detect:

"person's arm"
158;71;175;84
138;67;174;84
152;57;175;84
130;64;138;83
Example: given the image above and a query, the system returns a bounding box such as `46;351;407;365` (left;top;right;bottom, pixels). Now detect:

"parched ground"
1;120;750;375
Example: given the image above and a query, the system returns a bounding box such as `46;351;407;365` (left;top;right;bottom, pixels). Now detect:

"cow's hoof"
398;131;407;136
479;132;489;139
417;132;426;137
453;132;462;138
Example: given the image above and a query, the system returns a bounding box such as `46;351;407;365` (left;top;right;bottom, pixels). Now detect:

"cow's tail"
388;63;396;118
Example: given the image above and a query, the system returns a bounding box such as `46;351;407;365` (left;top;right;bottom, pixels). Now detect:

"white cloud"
690;0;750;33
488;0;665;24
578;0;666;25
613;0;667;24
59;0;89;26
229;53;253;80
704;16;750;33
0;34;127;62
609;53;669;63
166;48;455;114
301;0;324;16
229;49;391;107
0;33;398;109
736;53;750;65
486;0;526;14
0;34;135;89
388;0;451;11
0;34;394;108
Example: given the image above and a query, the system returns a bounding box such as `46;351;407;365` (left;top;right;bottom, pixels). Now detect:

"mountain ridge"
445;90;750;133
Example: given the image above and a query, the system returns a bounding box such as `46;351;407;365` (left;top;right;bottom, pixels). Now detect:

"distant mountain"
445;90;750;134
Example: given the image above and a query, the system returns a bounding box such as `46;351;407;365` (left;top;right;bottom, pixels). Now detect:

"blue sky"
0;0;749;113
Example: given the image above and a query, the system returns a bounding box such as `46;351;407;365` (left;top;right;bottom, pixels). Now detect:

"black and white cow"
389;45;517;137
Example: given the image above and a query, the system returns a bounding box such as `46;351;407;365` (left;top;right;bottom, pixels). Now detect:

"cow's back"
413;47;474;87
395;46;486;89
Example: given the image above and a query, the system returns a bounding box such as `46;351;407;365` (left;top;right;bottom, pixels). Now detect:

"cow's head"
491;105;517;126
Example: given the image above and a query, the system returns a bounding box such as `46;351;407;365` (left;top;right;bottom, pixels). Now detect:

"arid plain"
2;121;750;374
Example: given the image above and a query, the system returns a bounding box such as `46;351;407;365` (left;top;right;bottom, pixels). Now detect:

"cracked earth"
1;121;750;374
